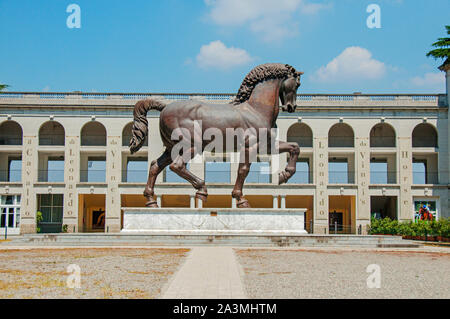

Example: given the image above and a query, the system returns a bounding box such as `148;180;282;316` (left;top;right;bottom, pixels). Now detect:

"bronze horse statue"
129;63;303;208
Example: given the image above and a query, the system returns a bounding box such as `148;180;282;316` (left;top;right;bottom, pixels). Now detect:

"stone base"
20;223;36;234
122;208;307;234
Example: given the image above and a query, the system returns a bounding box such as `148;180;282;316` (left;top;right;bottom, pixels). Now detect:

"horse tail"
129;99;166;154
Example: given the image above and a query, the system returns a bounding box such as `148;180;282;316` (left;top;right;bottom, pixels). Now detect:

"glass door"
0;195;21;234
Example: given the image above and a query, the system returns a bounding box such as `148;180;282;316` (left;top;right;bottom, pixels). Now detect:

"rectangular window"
164;163;190;183
413;160;427;184
8;157;22;182
0;195;21;229
329;159;349;184
82;157;106;182
370;159;388;184
247;161;271;183
47;156;65;182
288;159;310;184
38;194;63;233
205;161;231;183
126;157;148;183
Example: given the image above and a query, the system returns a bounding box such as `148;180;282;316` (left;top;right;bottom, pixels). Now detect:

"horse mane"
231;63;299;105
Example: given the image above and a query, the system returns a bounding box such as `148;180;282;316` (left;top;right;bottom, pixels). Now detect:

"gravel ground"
235;249;450;299
0;248;189;299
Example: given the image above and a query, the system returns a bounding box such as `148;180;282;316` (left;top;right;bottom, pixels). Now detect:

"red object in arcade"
419;206;433;221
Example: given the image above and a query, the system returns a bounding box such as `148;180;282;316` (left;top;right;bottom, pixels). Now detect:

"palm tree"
0;84;8;92
427;25;450;70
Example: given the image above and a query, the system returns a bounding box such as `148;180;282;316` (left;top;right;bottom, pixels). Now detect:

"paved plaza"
0;245;448;299
235;247;450;299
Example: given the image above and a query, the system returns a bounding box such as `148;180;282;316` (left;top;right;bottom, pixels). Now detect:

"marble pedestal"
121;208;307;234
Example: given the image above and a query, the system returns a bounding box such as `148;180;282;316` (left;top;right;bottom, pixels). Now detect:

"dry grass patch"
0;248;190;299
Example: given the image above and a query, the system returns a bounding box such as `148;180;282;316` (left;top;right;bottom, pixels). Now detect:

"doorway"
328;195;356;234
329;211;344;233
370;196;398;220
78;194;106;232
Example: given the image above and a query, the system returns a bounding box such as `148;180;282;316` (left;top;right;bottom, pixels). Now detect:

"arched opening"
122;122;148;147
39;121;65;146
0;121;22;145
328;123;354;147
287;123;313;147
412;123;438;147
370;123;396;147
81;121;107;146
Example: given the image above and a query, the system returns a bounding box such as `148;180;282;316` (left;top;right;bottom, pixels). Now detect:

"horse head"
280;70;303;113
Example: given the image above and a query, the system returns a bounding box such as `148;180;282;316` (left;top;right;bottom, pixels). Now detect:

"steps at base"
2;234;421;248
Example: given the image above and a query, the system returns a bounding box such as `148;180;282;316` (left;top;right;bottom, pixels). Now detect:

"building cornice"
0;92;447;111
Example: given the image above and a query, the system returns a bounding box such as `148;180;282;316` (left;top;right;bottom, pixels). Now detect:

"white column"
190;195;195;208
272;195;279;209
280;195;286;209
157;195;162;208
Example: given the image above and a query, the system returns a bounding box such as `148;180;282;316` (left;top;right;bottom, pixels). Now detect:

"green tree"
426;25;450;69
0;84;8;92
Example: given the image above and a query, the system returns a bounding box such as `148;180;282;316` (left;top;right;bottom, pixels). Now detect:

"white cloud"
196;40;253;70
204;0;331;42
312;46;387;82
300;2;333;14
410;72;445;88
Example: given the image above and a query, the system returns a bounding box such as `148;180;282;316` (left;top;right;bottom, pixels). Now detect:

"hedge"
369;217;450;238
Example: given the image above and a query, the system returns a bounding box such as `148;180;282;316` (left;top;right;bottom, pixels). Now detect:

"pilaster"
20;136;38;234
63;136;79;232
355;137;370;234
398;137;413;221
105;136;121;232
314;137;328;233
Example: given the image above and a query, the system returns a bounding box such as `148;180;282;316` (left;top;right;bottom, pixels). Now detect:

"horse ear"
296;71;304;76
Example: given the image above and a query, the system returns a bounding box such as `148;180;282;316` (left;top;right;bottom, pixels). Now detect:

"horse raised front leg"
278;141;300;185
144;150;172;207
169;149;208;203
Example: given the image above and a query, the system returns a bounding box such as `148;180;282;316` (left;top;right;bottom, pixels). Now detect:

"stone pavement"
161;247;247;299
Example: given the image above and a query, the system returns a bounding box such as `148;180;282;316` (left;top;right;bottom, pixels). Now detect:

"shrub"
437;218;450;237
36;211;43;233
369;217;399;235
398;221;414;236
369;217;450;239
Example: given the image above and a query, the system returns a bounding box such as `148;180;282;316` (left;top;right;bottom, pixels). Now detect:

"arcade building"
0;86;449;235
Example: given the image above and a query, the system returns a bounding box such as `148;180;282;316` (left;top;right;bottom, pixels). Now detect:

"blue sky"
0;0;449;93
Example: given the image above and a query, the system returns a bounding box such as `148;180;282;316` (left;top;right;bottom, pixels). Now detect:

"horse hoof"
278;172;287;185
195;191;208;202
145;201;158;208
237;199;250;208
